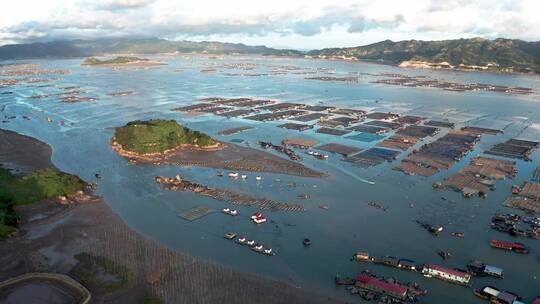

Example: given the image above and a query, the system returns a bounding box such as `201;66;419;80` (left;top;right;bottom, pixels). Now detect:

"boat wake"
326;162;375;185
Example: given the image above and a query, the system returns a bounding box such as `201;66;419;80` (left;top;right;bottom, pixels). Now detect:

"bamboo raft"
178;207;214;221
157;176;305;212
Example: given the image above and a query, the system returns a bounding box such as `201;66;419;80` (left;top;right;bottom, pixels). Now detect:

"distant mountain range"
1;37;539;74
307;38;540;73
0;38;302;60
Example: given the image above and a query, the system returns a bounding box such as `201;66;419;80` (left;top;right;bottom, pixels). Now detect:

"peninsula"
111;119;324;177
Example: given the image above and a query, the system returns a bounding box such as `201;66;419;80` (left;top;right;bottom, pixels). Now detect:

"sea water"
1;55;540;303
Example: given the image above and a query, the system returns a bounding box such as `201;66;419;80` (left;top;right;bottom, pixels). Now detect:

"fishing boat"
255;176;262;181
303;238;312;246
251;212;267;224
228;172;239;178
222;208;238;216
263;248;275;256
236;236;246;244
437;250;452;260
241;174;247;179
246;240;256;246
252;244;264;252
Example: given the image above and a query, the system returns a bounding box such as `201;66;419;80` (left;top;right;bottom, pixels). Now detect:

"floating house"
422;265;471;286
474;286;522;304
355;274;407;300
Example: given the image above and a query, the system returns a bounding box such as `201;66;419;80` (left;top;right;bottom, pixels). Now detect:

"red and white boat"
251;212;267;224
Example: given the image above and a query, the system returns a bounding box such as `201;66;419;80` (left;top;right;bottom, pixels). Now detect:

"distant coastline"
1;37;540;76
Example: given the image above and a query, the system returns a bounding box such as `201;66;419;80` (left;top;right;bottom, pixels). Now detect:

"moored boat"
263;248;274;256
251;212;267;224
222;208;238;216
490;240;529;254
252;244;264;252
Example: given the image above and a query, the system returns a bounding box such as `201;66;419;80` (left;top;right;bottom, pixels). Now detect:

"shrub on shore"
0;168;83;239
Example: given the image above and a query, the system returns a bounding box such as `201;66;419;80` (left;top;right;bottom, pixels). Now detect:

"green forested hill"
307;38;540;73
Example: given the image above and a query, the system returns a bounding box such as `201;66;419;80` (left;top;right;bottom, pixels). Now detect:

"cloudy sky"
0;0;538;49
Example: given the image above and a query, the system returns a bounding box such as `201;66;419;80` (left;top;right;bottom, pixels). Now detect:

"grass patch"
0;168;83;205
114;119;217;154
0;167;83;240
82;56;148;65
71;253;133;292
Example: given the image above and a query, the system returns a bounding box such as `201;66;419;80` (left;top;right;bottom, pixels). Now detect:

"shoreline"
111;139;326;178
4;51;540;78
0;129;344;303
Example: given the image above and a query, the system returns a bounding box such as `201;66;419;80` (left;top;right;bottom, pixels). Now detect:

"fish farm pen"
292;113;328;122
316;127;351;136
395;115;425;125
424;120;455;128
217;126;254;136
461;126;503;135
396;131;481;176
277;123;313;131
347;124;389;134
377;134;419;151
397;125;439;138
345;148;401;167
217;109;257;118
364;112;400;120
365;120;402;129
316;143;362;157
281;138;319;149
486;138;540;160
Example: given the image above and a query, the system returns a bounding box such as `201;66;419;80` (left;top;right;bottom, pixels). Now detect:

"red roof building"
355;274;407;299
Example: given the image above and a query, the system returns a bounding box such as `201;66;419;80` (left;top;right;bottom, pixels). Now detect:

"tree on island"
82;56;149;65
113;119;218;154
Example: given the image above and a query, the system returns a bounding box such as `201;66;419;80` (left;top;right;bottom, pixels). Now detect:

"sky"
0;0;539;50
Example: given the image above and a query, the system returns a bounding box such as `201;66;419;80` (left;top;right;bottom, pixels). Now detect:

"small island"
111;119;222;156
111;119;324;177
82;56;164;67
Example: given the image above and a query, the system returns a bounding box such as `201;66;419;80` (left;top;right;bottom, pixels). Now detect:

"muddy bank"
0;129;53;174
112;140;325;178
0;129;343;304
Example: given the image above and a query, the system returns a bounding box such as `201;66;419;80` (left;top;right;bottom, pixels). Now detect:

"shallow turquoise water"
1;55;540;303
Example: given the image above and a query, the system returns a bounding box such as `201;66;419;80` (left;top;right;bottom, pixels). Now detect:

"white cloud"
0;0;539;48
